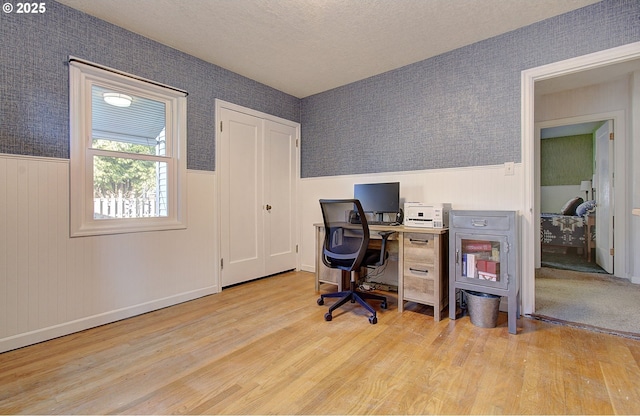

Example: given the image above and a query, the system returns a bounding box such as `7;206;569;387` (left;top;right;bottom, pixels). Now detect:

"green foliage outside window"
92;139;157;198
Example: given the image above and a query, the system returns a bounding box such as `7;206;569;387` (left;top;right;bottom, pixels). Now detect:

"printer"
403;203;451;228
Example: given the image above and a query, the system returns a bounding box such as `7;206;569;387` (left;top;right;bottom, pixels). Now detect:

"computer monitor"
354;182;400;222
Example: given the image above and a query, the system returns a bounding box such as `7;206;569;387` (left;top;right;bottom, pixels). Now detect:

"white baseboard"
0;285;218;354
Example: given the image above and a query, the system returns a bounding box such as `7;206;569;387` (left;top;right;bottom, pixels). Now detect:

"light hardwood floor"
1;271;639;415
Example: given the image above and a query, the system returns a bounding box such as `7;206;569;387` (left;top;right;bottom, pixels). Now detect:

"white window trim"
69;60;187;237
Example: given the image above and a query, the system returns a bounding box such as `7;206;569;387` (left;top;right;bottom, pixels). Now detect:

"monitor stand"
368;212;390;225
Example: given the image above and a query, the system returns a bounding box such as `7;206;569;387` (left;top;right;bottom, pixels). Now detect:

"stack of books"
461;240;500;281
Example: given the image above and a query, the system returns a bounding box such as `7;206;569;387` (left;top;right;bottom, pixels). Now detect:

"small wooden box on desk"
314;224;449;321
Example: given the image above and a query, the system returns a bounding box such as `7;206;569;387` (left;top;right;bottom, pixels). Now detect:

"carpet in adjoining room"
540;249;607;274
534;267;640;337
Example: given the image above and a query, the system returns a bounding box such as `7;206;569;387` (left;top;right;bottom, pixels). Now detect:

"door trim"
521;41;640;315
214;99;301;289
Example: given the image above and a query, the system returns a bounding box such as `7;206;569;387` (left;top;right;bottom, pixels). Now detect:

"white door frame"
521;41;640;315
214;99;301;289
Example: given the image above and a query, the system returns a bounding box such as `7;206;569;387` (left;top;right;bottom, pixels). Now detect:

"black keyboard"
368;221;400;226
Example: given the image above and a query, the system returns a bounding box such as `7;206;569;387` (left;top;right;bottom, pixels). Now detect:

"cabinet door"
454;232;509;290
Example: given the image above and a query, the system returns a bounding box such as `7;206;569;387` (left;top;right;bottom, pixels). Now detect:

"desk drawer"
404;233;434;263
403;262;435;303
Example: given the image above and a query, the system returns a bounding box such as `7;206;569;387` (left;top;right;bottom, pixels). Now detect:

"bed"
540;197;596;252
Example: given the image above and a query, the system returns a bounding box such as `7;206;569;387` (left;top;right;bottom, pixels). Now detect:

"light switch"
504;162;514;176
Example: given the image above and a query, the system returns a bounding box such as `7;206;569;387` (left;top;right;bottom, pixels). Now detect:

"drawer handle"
409;267;429;274
409;238;429;244
472;219;488;227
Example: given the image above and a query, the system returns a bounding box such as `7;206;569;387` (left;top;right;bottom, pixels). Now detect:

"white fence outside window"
94;196;157;219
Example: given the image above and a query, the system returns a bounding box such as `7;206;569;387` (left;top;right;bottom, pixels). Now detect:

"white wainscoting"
298;164;523;273
0;154;218;353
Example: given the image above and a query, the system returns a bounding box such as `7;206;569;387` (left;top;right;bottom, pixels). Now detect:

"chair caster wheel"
317;298;324;306
381;301;388;309
324;313;332;321
369;315;377;324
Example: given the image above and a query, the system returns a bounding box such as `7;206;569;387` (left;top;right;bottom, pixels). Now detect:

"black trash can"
465;291;501;328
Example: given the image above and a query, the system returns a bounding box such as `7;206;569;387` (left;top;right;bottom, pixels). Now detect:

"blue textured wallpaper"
0;1;300;171
300;0;640;178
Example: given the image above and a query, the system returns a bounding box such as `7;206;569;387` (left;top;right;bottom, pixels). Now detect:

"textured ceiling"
57;0;602;98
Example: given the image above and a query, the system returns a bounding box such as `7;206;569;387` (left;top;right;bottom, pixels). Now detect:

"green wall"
541;134;593;186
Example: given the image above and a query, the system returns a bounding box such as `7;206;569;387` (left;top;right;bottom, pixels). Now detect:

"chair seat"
327;248;381;270
362;248;384;267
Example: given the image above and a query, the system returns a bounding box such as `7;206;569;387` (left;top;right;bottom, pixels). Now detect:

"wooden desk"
314;224;449;321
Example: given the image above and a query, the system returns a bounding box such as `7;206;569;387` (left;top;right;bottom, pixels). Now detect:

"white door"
220;108;264;286
219;106;297;287
594;120;614;273
264;120;297;275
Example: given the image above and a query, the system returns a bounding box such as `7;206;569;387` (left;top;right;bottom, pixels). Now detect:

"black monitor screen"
354;182;400;214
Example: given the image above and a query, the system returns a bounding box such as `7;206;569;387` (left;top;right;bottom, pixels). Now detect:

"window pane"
93;155;168;219
91;85;166;156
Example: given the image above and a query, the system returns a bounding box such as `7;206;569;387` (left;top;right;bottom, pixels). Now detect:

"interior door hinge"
610;248;614;256
220;121;223;132
610;132;614;140
296;244;298;253
296;139;299;148
221;258;224;270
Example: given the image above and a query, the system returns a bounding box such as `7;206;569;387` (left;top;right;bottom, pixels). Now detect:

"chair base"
318;280;387;324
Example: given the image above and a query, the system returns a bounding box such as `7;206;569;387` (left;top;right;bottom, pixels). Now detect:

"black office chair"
317;199;395;324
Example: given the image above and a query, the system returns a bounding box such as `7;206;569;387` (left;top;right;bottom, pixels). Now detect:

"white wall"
299;164;523;272
0;154;218;353
541;185;585;213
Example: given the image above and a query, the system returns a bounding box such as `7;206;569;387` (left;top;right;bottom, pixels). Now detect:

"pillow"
576;200;596;216
560;197;584;215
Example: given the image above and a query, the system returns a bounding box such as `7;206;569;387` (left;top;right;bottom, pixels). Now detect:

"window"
69;60;187;236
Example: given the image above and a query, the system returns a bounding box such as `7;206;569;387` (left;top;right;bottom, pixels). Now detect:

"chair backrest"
319;199;370;272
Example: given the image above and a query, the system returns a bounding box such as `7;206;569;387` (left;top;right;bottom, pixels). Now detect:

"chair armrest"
375;231;397;266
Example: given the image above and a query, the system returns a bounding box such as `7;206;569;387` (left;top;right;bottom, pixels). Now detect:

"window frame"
69;60;187;237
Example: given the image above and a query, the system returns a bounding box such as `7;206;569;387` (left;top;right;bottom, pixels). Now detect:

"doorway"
538;118;613;275
533;113;633;334
520;41;640;315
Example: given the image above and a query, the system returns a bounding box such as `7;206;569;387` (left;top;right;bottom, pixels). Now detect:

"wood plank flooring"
1;271;639;414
